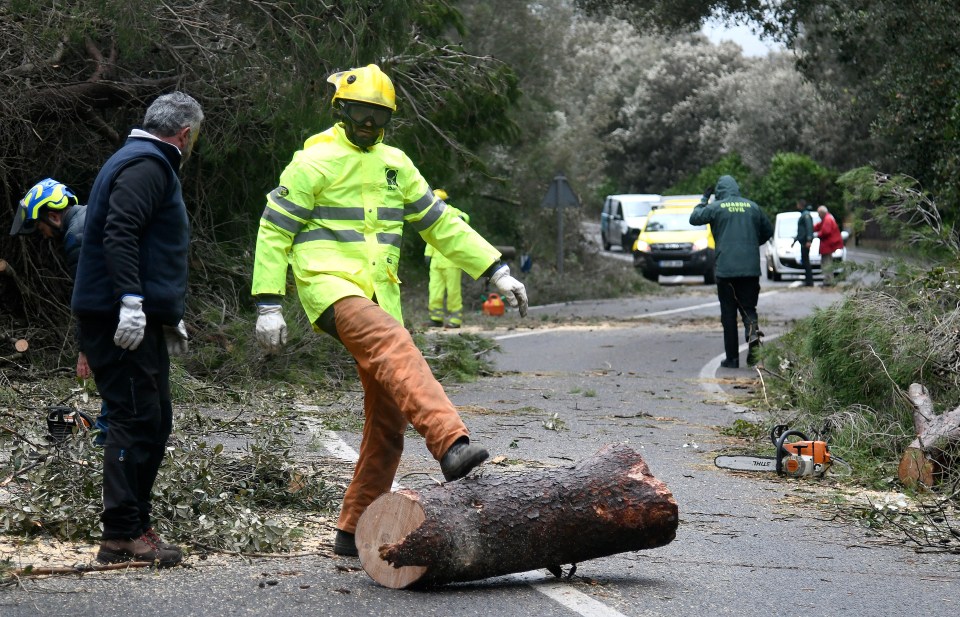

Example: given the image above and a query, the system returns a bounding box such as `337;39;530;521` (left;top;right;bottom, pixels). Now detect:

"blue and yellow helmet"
9;178;78;236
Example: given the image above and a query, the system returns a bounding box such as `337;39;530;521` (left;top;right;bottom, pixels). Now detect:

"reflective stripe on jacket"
424;205;469;269
252;124;500;323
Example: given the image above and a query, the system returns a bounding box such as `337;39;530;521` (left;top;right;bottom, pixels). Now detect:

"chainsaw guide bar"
714;455;777;472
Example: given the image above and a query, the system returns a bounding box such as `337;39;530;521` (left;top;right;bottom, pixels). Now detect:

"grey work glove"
114;295;147;350
164;319;189;356
255;304;287;354
489;264;529;317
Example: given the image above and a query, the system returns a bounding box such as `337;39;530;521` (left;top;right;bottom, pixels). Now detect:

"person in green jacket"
251;64;529;558
793;198;814;287
690;176;773;368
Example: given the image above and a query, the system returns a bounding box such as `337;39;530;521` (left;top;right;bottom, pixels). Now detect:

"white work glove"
489;265;529;317
255;304;287;354
114;295;147;350
163;320;189;356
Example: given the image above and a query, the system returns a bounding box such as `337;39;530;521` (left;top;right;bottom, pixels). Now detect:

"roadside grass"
742;262;960;553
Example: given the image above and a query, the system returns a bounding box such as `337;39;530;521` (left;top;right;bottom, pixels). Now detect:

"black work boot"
440;438;488;481
720;358;739;369
333;529;358;557
97;534;182;568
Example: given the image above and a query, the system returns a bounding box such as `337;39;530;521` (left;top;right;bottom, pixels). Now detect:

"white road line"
495;290;781;341
508;572;630;616
698;334;781;418
630;289;780;319
301;415;624;616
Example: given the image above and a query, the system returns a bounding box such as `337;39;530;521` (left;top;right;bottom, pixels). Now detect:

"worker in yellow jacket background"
250;64;529;558
424;190;469;328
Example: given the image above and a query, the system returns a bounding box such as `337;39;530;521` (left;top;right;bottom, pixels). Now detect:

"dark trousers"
800;244;813;285
79;318;172;540
716;276;760;362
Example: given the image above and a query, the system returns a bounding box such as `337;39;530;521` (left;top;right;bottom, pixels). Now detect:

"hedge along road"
5;283;958;617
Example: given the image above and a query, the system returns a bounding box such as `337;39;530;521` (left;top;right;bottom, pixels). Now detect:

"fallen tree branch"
2;560;157;584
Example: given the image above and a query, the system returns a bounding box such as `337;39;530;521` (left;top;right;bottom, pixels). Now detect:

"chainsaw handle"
774;429;809;476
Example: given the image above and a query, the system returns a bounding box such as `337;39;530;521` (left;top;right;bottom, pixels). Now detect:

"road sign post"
540;173;581;276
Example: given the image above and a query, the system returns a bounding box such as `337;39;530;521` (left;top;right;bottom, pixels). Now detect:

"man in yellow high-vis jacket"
424;191;469;328
251;64;528;557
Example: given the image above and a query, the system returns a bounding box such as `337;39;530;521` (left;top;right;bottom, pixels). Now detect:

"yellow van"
632;197;716;284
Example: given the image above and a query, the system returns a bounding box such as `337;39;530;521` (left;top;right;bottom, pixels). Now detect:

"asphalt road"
3;242;955;616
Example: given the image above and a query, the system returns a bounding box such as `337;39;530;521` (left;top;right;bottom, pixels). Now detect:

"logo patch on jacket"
277;186;289;197
385;168;398;190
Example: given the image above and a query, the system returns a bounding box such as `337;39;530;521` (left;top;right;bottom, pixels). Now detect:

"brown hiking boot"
143;527;182;556
97;533;182;568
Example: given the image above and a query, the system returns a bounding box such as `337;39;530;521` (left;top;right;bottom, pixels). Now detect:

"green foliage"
777;0;960;225
751;152;842;219
0;402;338;553
759;266;960;484
667;153;758;196
416;331;499;382
838;167;959;259
719;418;766;440
0;0;519;353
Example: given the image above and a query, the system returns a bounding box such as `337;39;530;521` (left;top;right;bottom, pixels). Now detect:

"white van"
600;194;661;252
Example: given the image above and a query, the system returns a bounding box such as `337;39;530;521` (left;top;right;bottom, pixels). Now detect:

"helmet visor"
341;101;392;129
9;204;36;236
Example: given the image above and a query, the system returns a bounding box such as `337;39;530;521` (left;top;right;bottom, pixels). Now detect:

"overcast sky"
702;20;783;57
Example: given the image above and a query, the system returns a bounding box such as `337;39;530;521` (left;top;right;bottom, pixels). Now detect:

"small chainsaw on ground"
714;425;835;478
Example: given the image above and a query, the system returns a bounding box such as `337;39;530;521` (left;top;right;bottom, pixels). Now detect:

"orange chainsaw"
714;425;835;477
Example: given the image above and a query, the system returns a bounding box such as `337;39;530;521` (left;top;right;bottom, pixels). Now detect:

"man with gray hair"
72;91;203;567
814;205;843;286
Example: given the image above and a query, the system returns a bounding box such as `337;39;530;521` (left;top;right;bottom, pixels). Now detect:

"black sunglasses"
341;102;392;128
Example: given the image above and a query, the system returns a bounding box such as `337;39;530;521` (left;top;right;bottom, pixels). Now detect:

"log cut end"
898;447;935;489
356;491;429;589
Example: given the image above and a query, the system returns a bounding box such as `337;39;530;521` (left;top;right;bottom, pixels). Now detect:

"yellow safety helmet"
327;64;397;112
434;189;448;201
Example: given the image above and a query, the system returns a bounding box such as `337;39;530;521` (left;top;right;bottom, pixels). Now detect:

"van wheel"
642;270;658;282
703;268;715;285
772;269;782;282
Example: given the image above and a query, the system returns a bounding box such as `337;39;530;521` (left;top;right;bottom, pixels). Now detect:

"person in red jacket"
815;205;843;286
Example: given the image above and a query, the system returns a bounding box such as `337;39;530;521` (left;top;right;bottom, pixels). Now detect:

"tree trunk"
899;383;960;487
355;443;678;589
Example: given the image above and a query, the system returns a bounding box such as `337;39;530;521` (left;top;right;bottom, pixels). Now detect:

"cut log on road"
355;443;678;589
899;383;960;487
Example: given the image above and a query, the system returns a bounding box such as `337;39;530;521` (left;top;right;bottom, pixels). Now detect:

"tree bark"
355;443;678;589
899;383;960;487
